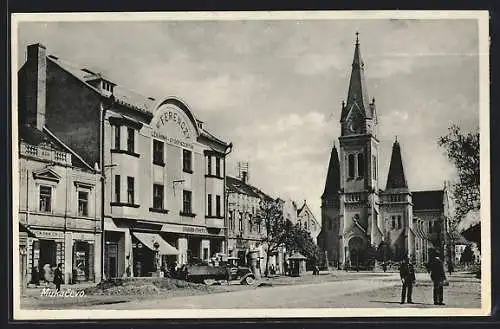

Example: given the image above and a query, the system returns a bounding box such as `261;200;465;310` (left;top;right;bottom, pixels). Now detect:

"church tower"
338;33;381;267
319;144;341;266
379;139;415;261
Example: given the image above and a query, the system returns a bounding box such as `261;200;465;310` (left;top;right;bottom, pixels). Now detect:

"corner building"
18;43;231;279
318;35;450;269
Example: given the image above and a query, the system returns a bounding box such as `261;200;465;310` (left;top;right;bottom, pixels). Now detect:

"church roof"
321;145;341;200
412;190;444;211
385;139;408;190
341;33;373;122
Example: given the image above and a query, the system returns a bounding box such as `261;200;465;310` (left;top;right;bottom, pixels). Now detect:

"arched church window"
348;154;355;178
357;153;364;178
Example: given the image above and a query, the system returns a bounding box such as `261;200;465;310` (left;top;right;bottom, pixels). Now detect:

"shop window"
183;149;192;173
215;158;221;177
207;194;212;216
127;128;135;153
39;185;52;212
127;176;135;204
114;125;121;150
78;190;89;216
73;241;90;282
216;195;221;217
348;154;355;179
153;184;164;209
207;156;212;175
183;190;192;214
203;248;209;260
153;140;164;165
357;153;364;178
114;175;120;202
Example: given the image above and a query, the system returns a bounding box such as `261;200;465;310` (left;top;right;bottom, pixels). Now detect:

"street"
80;272;481;310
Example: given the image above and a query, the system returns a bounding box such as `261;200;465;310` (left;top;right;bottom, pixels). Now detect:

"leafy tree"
257;199;289;277
438;124;480;229
283;223;322;265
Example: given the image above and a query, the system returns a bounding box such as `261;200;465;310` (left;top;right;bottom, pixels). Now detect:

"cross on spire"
355;31;360;45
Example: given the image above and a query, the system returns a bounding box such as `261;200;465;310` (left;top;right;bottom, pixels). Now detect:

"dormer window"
102;81;113;92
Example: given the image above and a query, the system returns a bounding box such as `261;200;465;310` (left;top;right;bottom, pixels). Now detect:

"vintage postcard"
11;11;490;319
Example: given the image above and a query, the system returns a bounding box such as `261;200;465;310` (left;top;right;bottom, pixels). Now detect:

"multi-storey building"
296;201;321;244
318;34;450;268
18;43;231;279
18;123;102;284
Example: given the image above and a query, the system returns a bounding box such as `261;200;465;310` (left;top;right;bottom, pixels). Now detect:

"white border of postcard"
11;10;491;319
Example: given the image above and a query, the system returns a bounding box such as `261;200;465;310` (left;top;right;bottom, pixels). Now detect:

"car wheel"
244;276;255;285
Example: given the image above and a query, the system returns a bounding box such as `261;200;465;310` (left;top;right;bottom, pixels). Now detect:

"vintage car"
184;255;256;285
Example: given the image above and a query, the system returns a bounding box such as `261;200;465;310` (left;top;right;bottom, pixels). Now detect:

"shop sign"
72;232;95;241
152;105;195;150
33;230;64;240
182;226;207;234
161;223;223;236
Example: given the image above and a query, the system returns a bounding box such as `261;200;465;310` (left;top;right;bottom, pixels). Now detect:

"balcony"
20;142;72;165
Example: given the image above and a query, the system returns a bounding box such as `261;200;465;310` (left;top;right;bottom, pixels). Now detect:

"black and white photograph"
11;11;490;319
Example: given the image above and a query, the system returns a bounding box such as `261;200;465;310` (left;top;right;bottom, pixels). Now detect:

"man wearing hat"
427;254;447;305
399;256;416;304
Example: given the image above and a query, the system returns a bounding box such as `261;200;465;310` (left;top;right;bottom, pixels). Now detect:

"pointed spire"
385;139;408;190
322;144;341;200
341;32;372;122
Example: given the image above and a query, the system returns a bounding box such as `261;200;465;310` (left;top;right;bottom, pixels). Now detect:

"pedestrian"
427;255;447;305
53;263;64;292
382;261;387;273
399;256;416;304
447;262;454;276
43;263;52;286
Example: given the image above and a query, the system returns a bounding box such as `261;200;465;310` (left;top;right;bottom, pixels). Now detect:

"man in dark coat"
399;256;416;304
53;263;64;292
427;255;446;305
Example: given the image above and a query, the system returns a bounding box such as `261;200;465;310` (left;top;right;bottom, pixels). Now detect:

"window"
183;190;192;214
203;248;209;260
114;175;120;202
127;128;135;153
216;195;221;217
207;156;212;175
397;215;402;229
153;184;164;209
207;194;212;216
114;126;121;150
127;177;134;204
429;221;433;233
357;153;364;178
183;149;192;173
215;158;221;177
153;140;164;165
78;191;89;216
249;215;253;232
372;155;377;179
229;211;234;230
39;185;52;212
239;213;243;232
257;221;261;233
391;216;396;230
304;221;308;230
348;154;355;178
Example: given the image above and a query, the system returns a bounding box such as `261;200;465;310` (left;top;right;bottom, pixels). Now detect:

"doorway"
39;239;57;268
105;243;118;279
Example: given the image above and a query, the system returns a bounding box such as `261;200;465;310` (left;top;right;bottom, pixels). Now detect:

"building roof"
19;124;65;151
385;140;408;190
412;190;444;211
46;53;229;147
341;34;374;122
321;145;341;200
226;176;273;201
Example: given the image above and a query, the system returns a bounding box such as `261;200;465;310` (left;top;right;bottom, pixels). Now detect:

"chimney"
241;171;248;184
25;43;47;130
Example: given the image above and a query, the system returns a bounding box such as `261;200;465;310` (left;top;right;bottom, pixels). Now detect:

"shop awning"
132;232;179;255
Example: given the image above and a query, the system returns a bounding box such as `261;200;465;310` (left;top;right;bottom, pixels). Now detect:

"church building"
318;34;450;269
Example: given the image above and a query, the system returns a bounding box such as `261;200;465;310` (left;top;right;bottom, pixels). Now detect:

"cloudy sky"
16;17;480;220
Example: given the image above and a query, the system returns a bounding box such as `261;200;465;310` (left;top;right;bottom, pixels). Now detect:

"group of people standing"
30;262;64;291
399;254;447;305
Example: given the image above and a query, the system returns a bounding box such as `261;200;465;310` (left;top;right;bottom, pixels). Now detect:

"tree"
438;124;480;226
460;245;474;265
283;223;322;266
257;199;289;277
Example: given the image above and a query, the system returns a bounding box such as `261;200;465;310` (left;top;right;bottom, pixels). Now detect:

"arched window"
348;154;355;178
357;153;364;178
372;155;377;179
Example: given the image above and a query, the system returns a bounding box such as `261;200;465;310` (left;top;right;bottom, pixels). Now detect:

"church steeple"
385;138;408;190
341;32;373;123
322;144;341;200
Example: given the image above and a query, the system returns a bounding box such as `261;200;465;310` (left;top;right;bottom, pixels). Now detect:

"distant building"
18;124;102;284
18;43;231;279
318;34;450;269
297;201;321;244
